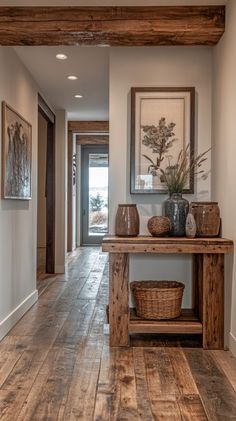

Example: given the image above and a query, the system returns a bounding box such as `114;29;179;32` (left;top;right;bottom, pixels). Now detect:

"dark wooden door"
38;95;55;274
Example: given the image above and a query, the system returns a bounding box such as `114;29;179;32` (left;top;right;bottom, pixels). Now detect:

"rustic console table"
102;236;233;349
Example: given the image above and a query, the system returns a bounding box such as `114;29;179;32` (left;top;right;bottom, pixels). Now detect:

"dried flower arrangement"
160;144;210;195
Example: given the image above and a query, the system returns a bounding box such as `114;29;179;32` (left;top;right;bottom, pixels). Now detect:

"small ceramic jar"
189;202;220;237
185;213;197;238
115;204;140;237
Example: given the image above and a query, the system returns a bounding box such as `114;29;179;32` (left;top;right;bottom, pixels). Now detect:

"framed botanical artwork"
2;102;32;200
130;87;195;194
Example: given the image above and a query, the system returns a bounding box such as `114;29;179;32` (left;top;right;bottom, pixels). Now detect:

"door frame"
67;121;109;252
81;144;109;246
38;94;56;274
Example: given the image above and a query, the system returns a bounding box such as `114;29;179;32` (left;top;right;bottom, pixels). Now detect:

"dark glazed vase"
115;204;140;237
163;193;189;237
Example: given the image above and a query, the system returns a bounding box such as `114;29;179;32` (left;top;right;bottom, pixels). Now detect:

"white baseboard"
0;290;38;341
229;332;236;357
55;265;65;274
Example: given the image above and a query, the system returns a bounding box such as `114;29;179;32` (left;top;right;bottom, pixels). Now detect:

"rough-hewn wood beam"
0;6;225;46
68;121;109;134
76;135;109;145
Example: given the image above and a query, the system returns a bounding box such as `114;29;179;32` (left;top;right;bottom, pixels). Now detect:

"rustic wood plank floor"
1;247;236;420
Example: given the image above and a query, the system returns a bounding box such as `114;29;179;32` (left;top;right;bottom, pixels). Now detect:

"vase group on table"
157;144;212;238
114;145;217;239
162;196;220;238
114;201;220;239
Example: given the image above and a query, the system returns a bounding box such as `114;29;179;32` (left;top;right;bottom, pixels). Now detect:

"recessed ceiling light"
56;53;68;60
68;75;78;80
74;94;83;98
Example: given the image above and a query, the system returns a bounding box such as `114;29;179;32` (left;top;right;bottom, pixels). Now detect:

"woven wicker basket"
131;280;185;320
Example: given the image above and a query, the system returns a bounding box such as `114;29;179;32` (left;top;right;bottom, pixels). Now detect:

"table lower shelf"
129;308;202;335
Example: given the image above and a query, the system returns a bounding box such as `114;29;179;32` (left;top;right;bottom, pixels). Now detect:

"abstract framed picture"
2;102;32;200
130;87;195;194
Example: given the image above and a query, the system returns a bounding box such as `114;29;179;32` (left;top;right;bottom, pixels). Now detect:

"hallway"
1;248;236;420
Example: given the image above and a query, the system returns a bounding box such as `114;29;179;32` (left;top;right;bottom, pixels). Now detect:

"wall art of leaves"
2;102;32;200
142;117;177;176
130;87;195;194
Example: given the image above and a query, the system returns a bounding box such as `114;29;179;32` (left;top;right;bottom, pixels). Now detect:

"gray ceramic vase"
163;193;189;237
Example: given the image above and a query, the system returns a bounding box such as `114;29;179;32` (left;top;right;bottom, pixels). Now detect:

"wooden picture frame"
130;87;195;194
2;101;32;200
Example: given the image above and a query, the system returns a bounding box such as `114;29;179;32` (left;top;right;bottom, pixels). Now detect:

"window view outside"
88;153;108;236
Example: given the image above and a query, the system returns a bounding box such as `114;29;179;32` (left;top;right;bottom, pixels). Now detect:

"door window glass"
88;153;108;236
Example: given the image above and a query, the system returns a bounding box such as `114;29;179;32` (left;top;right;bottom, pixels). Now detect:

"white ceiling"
15;46;109;120
0;1;228;5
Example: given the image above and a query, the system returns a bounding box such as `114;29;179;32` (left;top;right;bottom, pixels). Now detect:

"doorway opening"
81;145;109;246
37;95;55;276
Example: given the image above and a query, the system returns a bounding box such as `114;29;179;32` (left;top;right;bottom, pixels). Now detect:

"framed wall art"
130;87;195;194
2;101;32;200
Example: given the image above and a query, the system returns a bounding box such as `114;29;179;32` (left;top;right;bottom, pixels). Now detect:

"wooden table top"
102;235;234;254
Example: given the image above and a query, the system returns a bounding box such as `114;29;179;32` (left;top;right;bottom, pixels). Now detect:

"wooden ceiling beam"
76;135;109;145
0;6;225;46
68;121;109;134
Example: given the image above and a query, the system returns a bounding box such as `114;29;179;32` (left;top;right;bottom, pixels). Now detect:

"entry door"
81;145;109;245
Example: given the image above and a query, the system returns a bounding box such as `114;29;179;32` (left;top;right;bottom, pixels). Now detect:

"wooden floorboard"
184;348;236;420
0;247;235;420
210;350;236;393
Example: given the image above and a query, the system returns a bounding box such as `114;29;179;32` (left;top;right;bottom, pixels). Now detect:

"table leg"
202;253;224;349
192;254;203;319
109;253;130;347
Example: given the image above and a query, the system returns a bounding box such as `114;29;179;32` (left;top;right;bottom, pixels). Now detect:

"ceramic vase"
115;204;140;237
163;193;189;237
189;202;220;237
185;213;197;238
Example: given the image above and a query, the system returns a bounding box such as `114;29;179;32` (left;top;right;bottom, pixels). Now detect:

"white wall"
109;47;212;307
55;110;68;273
0;48;68;339
0;47;38;339
212;0;236;355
